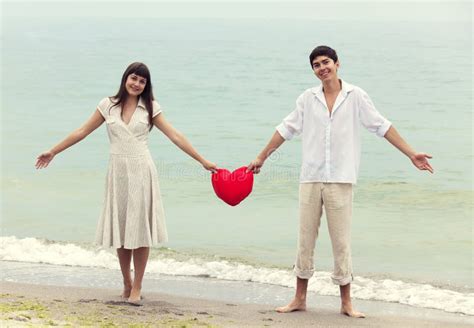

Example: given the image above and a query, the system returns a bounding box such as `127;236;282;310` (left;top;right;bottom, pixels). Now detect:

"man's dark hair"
309;46;338;67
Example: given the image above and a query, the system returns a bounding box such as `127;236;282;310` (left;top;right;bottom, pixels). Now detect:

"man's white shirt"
276;80;391;184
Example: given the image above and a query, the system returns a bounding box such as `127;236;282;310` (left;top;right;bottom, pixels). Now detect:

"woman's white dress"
95;97;168;249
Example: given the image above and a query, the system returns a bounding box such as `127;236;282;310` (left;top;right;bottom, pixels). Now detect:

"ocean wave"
1;236;472;315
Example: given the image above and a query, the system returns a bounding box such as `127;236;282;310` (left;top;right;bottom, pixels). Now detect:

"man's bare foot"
341;303;365;318
276;299;306;313
128;287;142;303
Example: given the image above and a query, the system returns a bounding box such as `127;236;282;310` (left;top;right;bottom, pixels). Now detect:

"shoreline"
1;256;473;317
1;281;472;327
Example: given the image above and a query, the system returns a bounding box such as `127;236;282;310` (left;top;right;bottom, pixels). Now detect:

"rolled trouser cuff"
331;274;353;286
294;267;314;279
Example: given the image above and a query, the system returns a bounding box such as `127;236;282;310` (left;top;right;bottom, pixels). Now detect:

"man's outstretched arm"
384;126;434;173
247;131;285;174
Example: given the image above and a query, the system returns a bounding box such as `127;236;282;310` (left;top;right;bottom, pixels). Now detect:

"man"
247;45;433;318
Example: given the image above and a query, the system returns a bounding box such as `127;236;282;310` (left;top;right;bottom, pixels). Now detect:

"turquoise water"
2;3;472;291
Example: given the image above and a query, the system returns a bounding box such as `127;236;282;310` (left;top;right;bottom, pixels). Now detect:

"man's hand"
410;153;434;173
247;157;264;174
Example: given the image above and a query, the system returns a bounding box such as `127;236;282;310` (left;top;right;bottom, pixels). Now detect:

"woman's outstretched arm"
152;113;217;172
35;109;105;169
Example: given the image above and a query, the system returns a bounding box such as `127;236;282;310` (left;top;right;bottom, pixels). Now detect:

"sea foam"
1;236;472;315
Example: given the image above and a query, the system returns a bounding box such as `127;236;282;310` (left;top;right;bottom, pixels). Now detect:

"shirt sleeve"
357;88;392;137
276;94;305;140
96;97;110;119
152;100;162;118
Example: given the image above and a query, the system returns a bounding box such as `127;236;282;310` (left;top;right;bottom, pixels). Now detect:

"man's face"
311;56;339;82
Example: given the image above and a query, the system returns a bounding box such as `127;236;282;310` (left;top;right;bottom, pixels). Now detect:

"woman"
35;62;217;304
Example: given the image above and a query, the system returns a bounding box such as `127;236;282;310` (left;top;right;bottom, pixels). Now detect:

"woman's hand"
35;151;56;169
201;159;217;173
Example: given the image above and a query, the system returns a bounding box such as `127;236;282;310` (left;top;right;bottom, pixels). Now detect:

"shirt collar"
137;97;146;109
311;79;355;97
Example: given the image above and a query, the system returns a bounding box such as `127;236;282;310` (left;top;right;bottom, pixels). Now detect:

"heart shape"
211;166;254;206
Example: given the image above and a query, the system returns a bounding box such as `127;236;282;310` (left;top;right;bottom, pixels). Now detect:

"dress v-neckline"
120;106;138;126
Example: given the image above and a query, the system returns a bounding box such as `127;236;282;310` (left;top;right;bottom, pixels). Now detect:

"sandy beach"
1;281;472;327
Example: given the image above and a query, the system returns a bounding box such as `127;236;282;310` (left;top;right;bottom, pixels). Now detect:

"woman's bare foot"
121;281;133;299
276;299;306;313
128;287;142;303
341;303;365;318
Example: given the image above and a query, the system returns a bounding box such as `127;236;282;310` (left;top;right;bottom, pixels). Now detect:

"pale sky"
2;1;472;22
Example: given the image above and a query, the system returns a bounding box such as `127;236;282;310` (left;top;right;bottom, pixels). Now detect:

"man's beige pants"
294;182;353;285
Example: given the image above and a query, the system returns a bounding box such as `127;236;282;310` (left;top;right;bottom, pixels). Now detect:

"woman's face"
125;73;147;97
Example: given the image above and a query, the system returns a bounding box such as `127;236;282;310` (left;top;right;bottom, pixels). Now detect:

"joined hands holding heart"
209;157;266;206
210;132;284;206
211;166;254;206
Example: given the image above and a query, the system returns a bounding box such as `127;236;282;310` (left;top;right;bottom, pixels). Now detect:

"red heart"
211;166;254;206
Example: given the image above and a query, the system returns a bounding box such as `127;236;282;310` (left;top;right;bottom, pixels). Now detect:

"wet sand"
1;281;472;327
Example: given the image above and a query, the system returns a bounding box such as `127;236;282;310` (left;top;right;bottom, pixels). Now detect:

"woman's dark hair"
111;62;155;129
309;46;338;67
